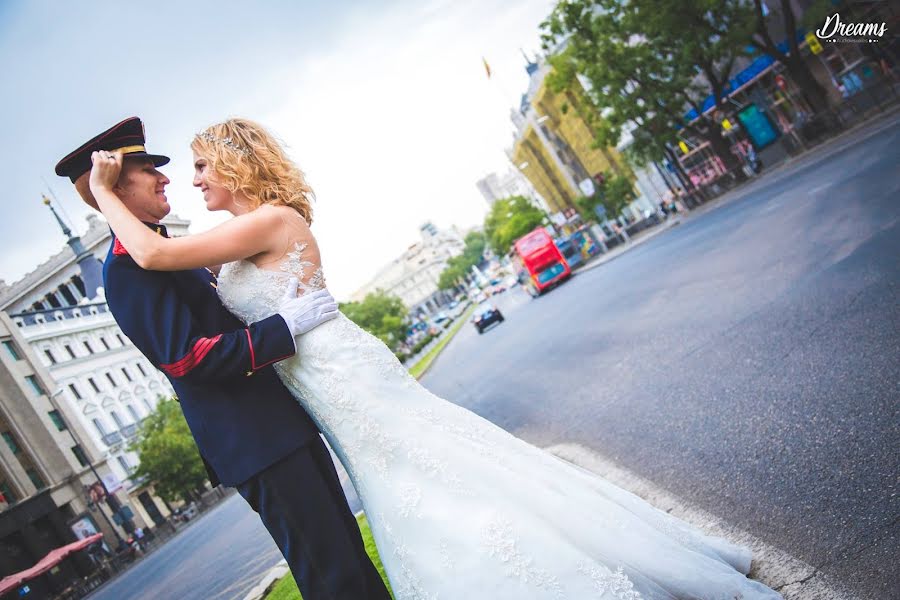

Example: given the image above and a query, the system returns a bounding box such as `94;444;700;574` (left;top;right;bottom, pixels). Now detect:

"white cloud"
1;0;556;301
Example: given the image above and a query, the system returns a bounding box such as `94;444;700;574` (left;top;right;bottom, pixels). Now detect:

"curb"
411;304;477;381
574;217;684;275
546;443;862;600
242;559;290;600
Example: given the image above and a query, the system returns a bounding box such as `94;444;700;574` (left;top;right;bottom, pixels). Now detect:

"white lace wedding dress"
218;245;781;600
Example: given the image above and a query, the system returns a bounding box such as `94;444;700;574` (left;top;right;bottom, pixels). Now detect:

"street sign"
806;31;824;55
578;177;596;197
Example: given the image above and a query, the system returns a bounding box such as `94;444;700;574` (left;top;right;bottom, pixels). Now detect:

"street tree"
543;0;756;176
437;231;487;291
575;171;636;222
340;291;408;350
129;397;208;504
749;0;833;114
483;196;546;255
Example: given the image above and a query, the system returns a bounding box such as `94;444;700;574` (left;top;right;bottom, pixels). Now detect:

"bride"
90;118;781;599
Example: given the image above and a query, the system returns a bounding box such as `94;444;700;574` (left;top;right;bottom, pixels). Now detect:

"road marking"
544;443;862;600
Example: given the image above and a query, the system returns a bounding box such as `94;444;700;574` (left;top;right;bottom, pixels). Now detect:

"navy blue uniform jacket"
102;227;320;486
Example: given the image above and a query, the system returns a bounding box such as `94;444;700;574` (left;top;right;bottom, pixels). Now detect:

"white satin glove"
277;280;339;338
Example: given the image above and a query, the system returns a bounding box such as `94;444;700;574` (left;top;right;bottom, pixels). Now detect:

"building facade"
350;222;466;315
1;310;133;598
508;58;625;215
0;209;188;537
475;169;548;212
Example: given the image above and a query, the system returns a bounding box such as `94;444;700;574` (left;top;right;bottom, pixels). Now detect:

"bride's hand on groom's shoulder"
277;279;339;337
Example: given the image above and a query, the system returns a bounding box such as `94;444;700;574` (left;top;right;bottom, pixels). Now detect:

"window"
25;468;46;490
121;368;133;382
44;350;57;365
71;445;89;467
2;431;21;454
136;363;147;377
92;418;108;436
64;345;76;359
68;384;83;400
116;334;126;346
111;411;125;429
106;373;117;388
83;341;94;354
116;455;131;472
142;398;152;411
88;378;100;393
25;375;47;397
100;337;111;351
126;405;140;422
48;410;67;431
2;341;21;361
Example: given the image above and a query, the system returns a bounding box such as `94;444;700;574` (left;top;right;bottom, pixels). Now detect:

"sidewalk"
574;215;685;275
573;103;900;275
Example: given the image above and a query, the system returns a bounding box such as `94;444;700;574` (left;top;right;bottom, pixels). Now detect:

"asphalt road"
87;115;898;600
422;115;900;598
87;494;282;600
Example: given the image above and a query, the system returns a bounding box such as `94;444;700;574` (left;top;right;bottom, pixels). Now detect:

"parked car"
472;302;504;334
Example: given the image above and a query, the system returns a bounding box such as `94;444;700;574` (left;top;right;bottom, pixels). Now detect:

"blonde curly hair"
191;118;314;224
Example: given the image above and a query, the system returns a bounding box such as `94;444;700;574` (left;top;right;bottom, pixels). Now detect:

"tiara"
195;130;250;156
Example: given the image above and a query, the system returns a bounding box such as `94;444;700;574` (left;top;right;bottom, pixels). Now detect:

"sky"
0;0;557;300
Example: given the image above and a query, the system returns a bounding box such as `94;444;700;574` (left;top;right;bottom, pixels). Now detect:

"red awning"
0;533;103;595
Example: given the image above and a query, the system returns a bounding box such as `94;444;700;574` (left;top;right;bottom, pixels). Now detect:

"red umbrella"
0;533;104;596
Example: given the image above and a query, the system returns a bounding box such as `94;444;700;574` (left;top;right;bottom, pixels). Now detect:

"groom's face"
113;158;172;223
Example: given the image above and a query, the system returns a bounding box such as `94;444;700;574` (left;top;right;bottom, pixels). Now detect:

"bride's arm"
89;152;277;271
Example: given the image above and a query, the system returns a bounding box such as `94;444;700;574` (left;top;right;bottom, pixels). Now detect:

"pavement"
241;110;900;600
421;111;899;597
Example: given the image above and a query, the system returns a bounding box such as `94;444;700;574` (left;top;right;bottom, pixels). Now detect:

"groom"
55;117;391;600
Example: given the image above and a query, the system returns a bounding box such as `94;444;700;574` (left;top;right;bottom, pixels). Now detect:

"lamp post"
48;389;126;545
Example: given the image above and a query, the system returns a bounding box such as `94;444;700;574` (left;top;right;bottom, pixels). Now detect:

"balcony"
120;424;138;438
101;432;122;446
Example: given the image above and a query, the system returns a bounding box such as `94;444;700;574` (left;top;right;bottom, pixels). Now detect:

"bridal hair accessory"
195;130;250;156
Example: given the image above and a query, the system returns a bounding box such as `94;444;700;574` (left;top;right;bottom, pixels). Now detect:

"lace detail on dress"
279;241;326;292
480;515;564;597
576;562;642;599
215;256;784;600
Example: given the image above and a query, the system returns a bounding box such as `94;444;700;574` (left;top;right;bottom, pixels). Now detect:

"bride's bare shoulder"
257;204;312;230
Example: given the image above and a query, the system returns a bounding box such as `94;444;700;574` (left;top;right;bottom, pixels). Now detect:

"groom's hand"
277;279;339;337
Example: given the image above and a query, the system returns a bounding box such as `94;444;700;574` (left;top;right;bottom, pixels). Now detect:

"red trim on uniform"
245;329;256;370
245;328;293;371
160;335;222;377
112;239;129;256
252;352;295;371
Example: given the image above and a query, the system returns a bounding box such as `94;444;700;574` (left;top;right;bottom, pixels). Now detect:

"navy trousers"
236;438;391;600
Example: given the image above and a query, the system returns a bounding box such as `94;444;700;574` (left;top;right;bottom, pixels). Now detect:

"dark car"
472;302;504;334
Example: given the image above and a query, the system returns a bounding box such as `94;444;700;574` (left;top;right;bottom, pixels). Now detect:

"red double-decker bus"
512;227;571;297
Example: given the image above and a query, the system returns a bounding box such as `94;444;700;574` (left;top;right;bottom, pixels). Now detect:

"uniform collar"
110;222;168;256
144;222;169;238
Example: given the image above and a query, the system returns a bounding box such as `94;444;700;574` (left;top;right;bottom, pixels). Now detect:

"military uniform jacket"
102;226;320;487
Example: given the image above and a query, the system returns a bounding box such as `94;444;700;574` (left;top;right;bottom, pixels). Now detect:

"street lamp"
48;389;126;545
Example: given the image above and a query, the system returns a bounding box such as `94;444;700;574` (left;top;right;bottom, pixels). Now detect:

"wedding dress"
217;243;781;600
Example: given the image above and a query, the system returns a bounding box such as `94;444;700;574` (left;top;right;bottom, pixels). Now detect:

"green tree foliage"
483;196;546;255
340;291;408;350
128;397;208;503
437;231;487;291
749;0;833;113
575;171;637;221
543;0;756;175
